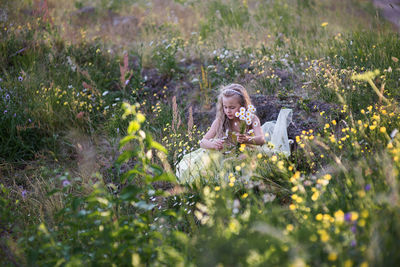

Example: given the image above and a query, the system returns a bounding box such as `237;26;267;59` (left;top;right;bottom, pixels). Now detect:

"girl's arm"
200;119;224;150
237;115;265;145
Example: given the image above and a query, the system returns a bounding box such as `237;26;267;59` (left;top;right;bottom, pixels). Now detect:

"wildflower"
257;153;262;159
365;184;371;191
62;180;71;187
328;252;337;261
344;259;353;267
318;229;329;242
18;76;23;81
214;186;220;191
311;191;319;201
241;193;248;199
286;224;294;232
235;166;241;171
321;22;329;27
380;127;386;133
102;91;109;96
21;189;27;199
351;70;380;81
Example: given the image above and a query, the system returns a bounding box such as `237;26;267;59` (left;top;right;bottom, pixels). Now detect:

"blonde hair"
215;83;252;138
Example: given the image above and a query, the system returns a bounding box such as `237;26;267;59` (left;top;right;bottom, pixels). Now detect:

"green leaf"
173;231;189;245
46;188;60;196
150;140;167;154
117;149;138;164
119;135;136;149
120;185;141;201
151;172;176;183
121;168;143;183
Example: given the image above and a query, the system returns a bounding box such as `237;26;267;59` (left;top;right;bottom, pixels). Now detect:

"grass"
1;0;400;266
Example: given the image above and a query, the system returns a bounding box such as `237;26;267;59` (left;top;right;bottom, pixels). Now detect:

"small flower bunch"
235;105;256;134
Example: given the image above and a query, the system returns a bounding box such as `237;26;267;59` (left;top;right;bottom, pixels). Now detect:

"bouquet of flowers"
231;105;256;154
235;105;256;134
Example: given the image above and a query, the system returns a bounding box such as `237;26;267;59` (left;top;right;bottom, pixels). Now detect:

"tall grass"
1;0;400;266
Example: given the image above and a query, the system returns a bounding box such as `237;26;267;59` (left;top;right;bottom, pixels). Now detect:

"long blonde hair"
214;83;252;138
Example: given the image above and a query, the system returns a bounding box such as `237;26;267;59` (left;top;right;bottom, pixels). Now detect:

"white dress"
175;108;293;184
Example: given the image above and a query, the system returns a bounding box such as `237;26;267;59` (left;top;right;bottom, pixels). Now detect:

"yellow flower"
321;22;329;27
361;210;369;218
235;166;241;171
380;127;386;133
311;191;319;201
286;224;294;232
318;229;329;242
214;186;221;191
289;204;296;210
239;143;246;152
290;171;301;183
257;153;262;159
241;193;248;199
328;252;337;261
277;160;285;170
316;214;323;221
271;155;277;162
344;259;353;267
332;120;337;125
350;211;359;221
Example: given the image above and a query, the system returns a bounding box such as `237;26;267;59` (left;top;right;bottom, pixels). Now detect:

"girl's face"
222;95;241;120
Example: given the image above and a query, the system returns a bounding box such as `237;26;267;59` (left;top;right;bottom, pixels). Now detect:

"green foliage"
2;0;400;266
24;103;184;266
151;37;184;79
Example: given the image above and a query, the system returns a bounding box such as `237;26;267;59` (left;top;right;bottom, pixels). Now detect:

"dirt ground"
373;0;400;31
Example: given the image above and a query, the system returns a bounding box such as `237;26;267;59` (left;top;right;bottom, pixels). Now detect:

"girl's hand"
212;139;225;150
237;134;250;144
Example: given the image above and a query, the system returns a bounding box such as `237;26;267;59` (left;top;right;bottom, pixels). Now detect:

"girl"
199;83;265;150
175;83;292;184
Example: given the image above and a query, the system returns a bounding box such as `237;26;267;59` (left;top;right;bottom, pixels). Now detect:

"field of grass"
1;0;400;266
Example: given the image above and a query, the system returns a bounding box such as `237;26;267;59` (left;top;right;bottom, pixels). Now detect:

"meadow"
1;0;400;266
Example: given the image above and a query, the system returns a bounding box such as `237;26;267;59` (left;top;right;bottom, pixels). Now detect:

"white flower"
246;111;252;117
246;119;252;125
239;115;246;120
235;112;240;117
240;107;246;113
253;121;259;127
248;105;256;113
102;91;109;96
